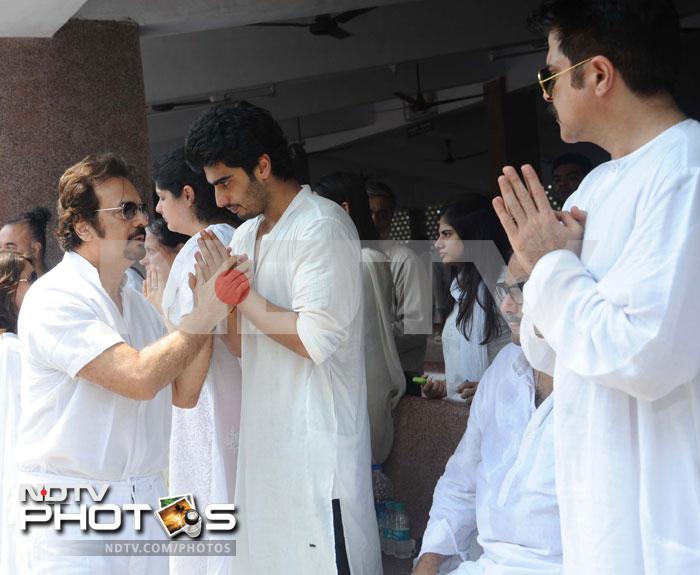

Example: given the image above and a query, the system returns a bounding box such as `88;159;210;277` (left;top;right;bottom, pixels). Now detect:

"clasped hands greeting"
176;230;253;334
493;164;587;274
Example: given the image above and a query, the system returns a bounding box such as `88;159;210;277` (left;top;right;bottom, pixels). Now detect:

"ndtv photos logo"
18;485;237;538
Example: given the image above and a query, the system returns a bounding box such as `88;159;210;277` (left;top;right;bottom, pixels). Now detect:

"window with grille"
390;208;411;241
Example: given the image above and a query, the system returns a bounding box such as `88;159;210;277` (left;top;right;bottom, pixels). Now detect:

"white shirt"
0;333;21;575
522;119;700;575
419;344;561;575
163;223;242;575
362;247;405;464
442;280;510;401
17;251;171;481
383;242;431;373
230;186;381;574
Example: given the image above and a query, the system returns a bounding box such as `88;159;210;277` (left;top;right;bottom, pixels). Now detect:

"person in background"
315;171;405;464
548;153;592;208
0;207;51;276
412;255;560;575
152;147;242;575
0;251;35;575
140;217;189;273
367;181;431;395
425;196;510;404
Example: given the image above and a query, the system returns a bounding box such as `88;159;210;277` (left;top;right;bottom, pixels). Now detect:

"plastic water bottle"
383;501;396;555
393;502;415;559
371;464;394;553
375;501;386;540
371;464;394;501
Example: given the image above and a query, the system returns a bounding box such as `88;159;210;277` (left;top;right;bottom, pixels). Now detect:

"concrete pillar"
0;20;150;265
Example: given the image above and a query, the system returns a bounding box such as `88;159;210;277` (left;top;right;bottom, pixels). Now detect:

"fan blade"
151;99;212;112
327;26;352;39
425;94;484;108
250;22;308;28
394;92;418;105
453;150;488;161
334;7;376;23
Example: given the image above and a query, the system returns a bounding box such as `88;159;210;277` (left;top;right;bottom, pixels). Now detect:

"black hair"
528;0;681;95
147;217;190;250
440;195;510;345
314;172;380;243
552;153;593;176
153;148;239;227
6;207;51;260
185;101;295;181
365;181;396;210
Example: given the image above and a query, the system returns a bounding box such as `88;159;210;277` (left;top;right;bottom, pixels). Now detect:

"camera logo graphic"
155;494;203;538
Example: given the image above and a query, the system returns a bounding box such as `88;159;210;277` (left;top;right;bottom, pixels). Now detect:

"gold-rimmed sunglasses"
95;201;149;221
537;57;594;100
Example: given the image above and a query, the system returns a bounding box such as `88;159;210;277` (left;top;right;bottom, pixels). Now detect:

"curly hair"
0;251;31;334
56;154;133;252
185;101;295;181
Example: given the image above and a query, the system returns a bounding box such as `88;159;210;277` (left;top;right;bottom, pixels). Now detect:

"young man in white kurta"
186;100;381;574
228;187;380;574
493;3;700;573
414;257;560;575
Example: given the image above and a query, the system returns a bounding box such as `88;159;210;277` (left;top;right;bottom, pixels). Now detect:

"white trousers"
15;471;168;575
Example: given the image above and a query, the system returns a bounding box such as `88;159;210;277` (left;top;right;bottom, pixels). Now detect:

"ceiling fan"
251;8;376;39
394;64;485;113
425;139;487;165
150;97;217;113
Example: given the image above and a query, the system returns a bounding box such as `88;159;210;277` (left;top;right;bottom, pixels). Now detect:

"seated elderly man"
412;255;560;575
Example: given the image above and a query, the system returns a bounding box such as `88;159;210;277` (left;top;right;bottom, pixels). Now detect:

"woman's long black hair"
440;195;511;344
313;172;380;243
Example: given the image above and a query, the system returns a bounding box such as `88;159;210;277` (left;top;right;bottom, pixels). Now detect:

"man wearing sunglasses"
493;1;700;574
413;255;560;575
15;154;234;574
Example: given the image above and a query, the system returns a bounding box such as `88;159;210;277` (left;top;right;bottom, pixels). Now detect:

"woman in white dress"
152;148;242;575
315;172;405;464
427;196;511;404
0;251;36;575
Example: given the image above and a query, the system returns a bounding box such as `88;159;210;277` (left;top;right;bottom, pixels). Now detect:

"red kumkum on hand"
215;268;250;306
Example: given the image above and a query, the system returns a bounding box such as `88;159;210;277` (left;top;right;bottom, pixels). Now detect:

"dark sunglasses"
18;270;38;284
95;202;149;221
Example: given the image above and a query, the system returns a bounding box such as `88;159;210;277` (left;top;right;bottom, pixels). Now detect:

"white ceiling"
1;0;697;205
75;0;417;36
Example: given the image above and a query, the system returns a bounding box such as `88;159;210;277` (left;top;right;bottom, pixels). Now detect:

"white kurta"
521;119;700;575
361;247;405;464
382;242;431;374
16;251;170;574
229;186;381;574
441;280;510;401
163;223;242;575
419;344;560;575
0;333;21;575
